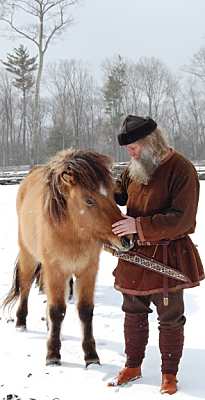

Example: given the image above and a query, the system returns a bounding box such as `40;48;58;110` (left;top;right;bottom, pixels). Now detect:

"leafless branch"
1;16;39;46
44;8;73;53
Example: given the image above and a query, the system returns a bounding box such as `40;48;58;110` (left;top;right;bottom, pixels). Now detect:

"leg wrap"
124;312;149;368
159;326;184;374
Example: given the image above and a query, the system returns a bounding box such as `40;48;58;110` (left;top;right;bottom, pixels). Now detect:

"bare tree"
47;60;98;152
162;73;184;149
0;70;18;166
137;57;169;119
63;60;92;148
122;62;143;115
183;47;205;82
184;80;205;159
1;0;79;162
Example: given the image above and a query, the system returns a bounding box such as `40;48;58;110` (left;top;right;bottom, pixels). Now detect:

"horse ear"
61;171;76;186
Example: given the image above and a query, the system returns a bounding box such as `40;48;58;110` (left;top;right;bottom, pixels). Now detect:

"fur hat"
118;115;157;146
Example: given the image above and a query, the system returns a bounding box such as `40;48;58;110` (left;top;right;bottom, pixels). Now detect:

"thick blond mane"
43;149;113;223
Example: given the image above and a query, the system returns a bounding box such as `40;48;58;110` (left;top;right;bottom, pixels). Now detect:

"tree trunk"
23;89;27;159
32;12;44;164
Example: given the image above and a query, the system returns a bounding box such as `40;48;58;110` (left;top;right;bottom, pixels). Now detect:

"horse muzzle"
104;235;134;254
120;235;135;252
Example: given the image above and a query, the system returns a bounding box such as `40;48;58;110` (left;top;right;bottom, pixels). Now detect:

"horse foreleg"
76;270;100;367
16;249;36;330
46;303;66;365
44;268;66;366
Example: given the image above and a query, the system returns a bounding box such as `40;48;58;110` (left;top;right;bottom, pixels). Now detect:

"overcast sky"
1;0;205;80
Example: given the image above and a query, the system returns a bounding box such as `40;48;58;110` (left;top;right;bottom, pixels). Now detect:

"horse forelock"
66;153;112;191
43;149;113;223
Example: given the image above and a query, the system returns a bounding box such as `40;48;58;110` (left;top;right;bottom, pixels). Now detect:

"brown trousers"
122;290;186;374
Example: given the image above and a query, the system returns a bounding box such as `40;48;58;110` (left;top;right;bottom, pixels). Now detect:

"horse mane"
43;149;113;223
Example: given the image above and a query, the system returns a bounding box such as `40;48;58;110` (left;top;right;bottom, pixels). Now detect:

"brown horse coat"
4;149;133;366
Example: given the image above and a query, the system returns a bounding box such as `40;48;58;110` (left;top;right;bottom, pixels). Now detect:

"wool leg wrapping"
124;312;149;368
159;326;184;374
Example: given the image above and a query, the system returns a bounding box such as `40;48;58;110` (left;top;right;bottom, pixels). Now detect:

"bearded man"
108;115;204;394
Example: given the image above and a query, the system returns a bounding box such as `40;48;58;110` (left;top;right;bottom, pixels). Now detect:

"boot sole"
108;375;142;387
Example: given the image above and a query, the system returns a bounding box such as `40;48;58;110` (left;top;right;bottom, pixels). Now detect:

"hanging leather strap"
163;245;169;306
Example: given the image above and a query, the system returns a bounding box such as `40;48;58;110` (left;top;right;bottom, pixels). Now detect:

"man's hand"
112;214;137;236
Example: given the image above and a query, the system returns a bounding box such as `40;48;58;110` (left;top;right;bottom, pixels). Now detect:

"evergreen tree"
1;44;37;159
103;55;126;121
103;55;127;159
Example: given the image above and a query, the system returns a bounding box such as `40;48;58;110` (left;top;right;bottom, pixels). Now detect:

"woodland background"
1;1;205;167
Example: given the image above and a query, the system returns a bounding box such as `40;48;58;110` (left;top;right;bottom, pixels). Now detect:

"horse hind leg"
76;270;100;367
15;248;37;330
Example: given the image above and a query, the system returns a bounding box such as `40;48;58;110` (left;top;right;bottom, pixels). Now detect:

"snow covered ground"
0;183;204;400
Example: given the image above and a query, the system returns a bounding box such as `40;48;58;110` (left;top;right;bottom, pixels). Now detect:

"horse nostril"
121;236;131;250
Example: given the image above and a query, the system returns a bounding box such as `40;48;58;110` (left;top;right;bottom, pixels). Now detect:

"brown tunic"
113;149;205;295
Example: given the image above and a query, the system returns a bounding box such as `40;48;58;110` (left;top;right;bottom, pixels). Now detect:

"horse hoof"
16;325;26;332
46;358;61;366
85;359;101;368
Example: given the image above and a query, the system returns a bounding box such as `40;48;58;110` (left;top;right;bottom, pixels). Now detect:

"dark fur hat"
118;115;157;146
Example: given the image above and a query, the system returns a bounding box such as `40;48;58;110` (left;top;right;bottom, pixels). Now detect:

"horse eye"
85;197;96;207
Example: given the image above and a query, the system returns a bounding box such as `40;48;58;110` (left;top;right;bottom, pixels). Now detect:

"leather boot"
107;366;142;386
124;312;149;368
160;373;178;395
159;326;184;376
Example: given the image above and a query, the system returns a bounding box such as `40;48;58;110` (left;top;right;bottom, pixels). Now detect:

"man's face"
127;139;160;185
125;142;144;160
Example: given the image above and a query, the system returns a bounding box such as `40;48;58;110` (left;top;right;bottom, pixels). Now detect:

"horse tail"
2;257;20;311
34;262;44;292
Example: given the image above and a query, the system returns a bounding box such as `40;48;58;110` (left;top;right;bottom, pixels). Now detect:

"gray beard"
128;147;161;185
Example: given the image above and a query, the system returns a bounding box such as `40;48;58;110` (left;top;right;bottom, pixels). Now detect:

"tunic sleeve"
136;165;200;241
114;168;130;206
